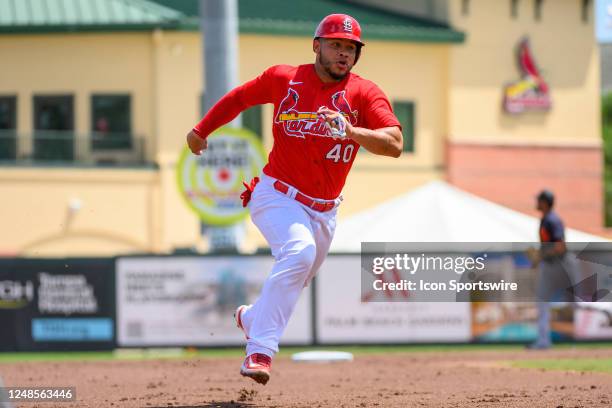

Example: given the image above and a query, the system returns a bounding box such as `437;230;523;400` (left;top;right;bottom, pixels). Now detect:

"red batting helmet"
314;14;364;46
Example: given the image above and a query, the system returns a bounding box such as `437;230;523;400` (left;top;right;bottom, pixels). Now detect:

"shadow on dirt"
149;403;259;408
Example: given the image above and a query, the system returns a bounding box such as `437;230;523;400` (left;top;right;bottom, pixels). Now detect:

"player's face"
536;199;549;213
315;38;358;81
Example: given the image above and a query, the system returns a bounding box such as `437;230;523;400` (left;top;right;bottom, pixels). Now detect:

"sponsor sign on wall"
315;256;471;343
116;256;312;347
574;303;612;339
0;258;115;351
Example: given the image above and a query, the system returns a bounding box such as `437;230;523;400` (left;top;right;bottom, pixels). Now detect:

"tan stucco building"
0;0;602;256
446;0;602;233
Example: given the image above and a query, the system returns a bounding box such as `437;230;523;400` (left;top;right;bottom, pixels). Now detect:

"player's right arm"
186;66;279;155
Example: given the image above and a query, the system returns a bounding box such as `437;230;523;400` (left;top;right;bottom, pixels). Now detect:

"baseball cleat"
240;353;272;385
234;304;252;340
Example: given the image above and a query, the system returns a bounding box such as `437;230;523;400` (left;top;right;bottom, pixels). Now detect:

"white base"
291;350;354;363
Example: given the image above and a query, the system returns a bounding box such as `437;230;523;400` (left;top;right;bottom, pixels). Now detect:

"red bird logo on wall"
503;37;552;114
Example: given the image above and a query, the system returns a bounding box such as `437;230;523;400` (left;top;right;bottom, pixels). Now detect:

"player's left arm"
348;83;403;158
317;106;402;157
346;125;402;158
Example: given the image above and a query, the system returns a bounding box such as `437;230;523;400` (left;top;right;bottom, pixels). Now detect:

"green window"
242;105;263;140
34;95;74;161
392;101;415;153
511;0;519;18
461;0;470;16
534;0;543;21
0;96;17;160
582;0;590;23
91;94;131;150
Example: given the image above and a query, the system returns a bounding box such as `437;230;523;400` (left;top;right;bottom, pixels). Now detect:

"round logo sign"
177;127;267;226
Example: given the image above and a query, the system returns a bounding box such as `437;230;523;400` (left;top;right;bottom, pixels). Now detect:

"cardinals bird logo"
331;90;358;125
503;37;552;114
275;87;359;139
275;88;300;124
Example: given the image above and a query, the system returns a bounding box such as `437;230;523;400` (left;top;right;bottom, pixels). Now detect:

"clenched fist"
186;130;208;155
317;106;351;139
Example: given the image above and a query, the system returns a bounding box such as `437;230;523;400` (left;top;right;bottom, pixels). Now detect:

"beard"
318;53;351;81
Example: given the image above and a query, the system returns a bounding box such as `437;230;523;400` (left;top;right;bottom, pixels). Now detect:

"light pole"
199;0;243;252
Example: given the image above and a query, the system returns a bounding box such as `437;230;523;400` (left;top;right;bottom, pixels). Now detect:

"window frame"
33;94;75;161
392;100;416;154
534;0;543;21
0;95;17;160
581;0;590;23
511;0;520;18
0;95;17;130
461;0;470;16
90;93;133;150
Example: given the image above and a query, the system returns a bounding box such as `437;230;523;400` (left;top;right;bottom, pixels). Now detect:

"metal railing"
0;131;150;166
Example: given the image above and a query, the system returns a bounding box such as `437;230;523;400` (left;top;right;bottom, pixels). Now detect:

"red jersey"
193;64;401;200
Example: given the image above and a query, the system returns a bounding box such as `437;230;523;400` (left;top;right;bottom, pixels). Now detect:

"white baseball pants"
240;174;340;357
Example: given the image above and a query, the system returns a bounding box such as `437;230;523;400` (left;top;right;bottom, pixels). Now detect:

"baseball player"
528;190;571;350
186;14;403;384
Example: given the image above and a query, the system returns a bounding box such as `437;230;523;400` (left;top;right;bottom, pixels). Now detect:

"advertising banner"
574;303;612;339
472;302;575;342
0;258;115;351
316;256;471;343
116;256;312;347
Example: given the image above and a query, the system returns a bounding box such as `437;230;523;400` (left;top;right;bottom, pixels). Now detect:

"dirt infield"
2;348;612;407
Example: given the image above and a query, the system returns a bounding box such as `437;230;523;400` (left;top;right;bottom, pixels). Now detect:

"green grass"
511;358;612;374
0;351;116;364
1;342;612;364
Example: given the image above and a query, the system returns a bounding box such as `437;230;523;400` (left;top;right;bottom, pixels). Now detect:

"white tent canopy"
330;181;607;252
